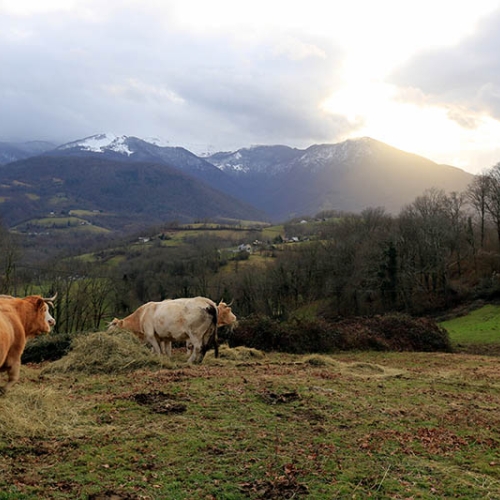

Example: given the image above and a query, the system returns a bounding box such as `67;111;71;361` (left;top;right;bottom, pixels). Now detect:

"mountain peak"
58;133;135;156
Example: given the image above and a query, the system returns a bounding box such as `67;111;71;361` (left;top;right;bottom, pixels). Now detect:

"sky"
2;0;500;173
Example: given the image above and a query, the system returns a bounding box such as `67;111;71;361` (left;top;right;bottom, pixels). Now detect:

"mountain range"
0;134;475;230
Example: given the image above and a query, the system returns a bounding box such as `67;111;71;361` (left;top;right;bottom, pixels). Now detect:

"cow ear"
34;297;46;310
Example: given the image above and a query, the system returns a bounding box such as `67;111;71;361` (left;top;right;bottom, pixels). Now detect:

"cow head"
217;301;237;328
107;318;123;331
28;296;56;334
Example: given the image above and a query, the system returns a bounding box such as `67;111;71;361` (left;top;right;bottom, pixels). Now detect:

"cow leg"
165;341;172;357
145;331;162;354
187;338;204;364
154;335;169;356
1;361;20;395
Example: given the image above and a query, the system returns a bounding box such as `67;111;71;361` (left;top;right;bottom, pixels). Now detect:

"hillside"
208;138;474;219
0;135;476;232
0;155;266;231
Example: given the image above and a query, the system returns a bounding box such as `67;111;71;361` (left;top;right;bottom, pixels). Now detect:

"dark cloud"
0;4;352;150
390;8;500;122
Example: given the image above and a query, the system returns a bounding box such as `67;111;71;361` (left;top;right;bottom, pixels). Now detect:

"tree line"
3;164;500;334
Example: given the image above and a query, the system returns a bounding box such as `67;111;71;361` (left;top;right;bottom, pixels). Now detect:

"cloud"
390;8;500;125
0;1;353;149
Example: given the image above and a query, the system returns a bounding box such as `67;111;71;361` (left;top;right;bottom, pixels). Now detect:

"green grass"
439;304;500;344
2;346;500;499
261;224;284;241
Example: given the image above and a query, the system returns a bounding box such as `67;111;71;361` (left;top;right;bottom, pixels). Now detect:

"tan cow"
108;297;236;363
0;295;56;394
149;300;237;358
183;300;237;356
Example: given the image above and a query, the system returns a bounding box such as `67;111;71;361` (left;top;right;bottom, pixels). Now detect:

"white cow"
108;296;231;363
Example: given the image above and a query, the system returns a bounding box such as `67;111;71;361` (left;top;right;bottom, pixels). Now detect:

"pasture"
1;335;500;499
439;303;500;355
440;304;500;344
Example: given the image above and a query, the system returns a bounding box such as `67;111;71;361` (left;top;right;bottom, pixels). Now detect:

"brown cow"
0;295;56;395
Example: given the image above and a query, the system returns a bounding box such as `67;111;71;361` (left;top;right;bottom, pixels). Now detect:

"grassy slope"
439;304;500;344
1;347;500;499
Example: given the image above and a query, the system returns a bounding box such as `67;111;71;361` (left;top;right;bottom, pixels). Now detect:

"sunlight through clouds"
2;0;500;172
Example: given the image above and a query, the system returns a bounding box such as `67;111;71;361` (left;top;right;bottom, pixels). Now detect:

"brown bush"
229;313;452;354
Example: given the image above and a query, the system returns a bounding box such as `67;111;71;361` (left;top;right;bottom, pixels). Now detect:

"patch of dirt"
260;389;300;405
88;491;138;500
240;464;309;498
130;391;187;414
454;343;500;356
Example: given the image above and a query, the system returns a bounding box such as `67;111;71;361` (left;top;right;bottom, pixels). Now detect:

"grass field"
1;335;500;499
439;304;500;345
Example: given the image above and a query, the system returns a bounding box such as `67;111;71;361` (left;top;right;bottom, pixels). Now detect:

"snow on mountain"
207;145;302;175
58;133;134;156
299;137;376;166
55;134;380;174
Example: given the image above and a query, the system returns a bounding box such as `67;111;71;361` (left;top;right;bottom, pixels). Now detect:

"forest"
1;164;500;339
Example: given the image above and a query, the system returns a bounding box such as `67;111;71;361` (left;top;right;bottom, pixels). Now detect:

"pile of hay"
340;361;404;379
204;344;265;363
301;354;340;367
42;330;168;375
300;355;404;378
0;385;93;439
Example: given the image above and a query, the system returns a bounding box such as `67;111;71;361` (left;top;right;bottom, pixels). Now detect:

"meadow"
1;322;500;499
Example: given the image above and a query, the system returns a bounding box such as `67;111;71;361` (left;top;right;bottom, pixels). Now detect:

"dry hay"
41;330;169;375
340;361;404;379
0;384;94;439
204;344;265;363
300;355;404;379
300;354;340;367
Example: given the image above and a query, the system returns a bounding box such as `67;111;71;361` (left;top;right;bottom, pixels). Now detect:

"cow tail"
214;325;219;358
206;303;219;358
213;305;219;358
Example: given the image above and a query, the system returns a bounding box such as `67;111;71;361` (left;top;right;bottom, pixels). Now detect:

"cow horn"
43;293;57;305
227;299;234;307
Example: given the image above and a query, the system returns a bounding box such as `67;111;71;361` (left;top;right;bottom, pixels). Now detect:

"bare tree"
445;191;467;276
397;188;453;309
484;162;500;247
0;223;20;294
466;173;490;248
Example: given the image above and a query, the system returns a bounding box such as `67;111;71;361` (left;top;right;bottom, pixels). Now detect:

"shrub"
229;313;452;354
369;314;452;352
22;331;75;363
229;316;347;354
227;315;284;351
280;317;347;353
334;314;452;352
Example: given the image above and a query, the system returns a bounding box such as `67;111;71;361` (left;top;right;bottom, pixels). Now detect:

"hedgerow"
228;313;452;354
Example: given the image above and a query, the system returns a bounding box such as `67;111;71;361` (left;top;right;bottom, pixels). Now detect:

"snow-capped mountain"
208;138;384;176
58;133;135;156
206;137;474;219
0;133;475;225
52;133;240;195
208;145;302;176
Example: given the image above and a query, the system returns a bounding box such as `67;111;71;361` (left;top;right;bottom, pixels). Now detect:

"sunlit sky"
2;0;500;173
